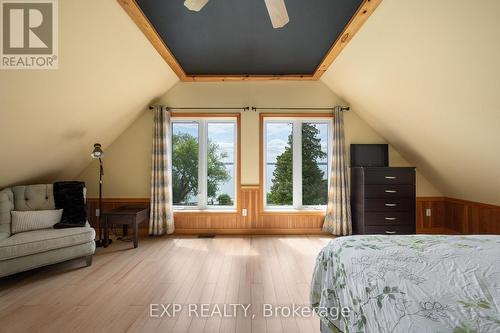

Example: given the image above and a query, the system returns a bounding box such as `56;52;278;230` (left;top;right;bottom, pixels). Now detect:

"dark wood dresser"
351;167;416;235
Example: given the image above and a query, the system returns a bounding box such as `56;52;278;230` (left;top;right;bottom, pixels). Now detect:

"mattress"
310;235;500;333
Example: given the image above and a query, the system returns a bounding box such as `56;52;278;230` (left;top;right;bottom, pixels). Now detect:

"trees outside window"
265;119;331;209
172;119;237;209
301;123;328;205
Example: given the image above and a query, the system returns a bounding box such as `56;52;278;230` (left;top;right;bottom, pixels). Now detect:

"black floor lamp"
91;143;111;247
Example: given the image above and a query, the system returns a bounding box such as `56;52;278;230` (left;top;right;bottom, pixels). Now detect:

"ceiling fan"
184;0;290;29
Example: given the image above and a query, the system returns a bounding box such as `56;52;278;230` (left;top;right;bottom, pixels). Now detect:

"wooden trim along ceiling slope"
116;0;382;81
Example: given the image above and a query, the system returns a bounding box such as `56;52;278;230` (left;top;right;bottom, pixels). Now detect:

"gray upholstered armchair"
0;184;95;278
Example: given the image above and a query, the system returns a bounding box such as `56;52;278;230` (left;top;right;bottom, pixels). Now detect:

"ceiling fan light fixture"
184;0;209;12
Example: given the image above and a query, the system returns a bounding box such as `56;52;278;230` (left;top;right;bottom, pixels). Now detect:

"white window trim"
172;117;238;212
263;117;332;212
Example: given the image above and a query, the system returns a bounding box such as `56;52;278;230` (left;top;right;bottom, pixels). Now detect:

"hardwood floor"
0;235;332;333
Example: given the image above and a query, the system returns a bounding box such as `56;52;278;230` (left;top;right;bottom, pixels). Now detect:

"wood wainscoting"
87;194;500;235
416;197;447;230
87;186;326;235
417;197;500;234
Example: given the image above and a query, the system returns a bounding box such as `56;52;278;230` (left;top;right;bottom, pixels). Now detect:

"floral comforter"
310;235;500;333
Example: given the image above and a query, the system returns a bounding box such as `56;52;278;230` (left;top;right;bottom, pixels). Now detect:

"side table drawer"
105;215;134;225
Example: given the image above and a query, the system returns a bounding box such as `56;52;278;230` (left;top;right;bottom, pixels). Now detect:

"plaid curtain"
149;105;174;235
323;106;352;235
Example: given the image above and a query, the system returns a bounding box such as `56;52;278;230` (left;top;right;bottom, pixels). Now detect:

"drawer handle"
385;231;397;234
385;203;397;207
385;190;397;193
385;217;397;221
385;176;397;179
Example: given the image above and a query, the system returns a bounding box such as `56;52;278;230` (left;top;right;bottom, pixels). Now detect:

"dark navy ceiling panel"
136;0;364;76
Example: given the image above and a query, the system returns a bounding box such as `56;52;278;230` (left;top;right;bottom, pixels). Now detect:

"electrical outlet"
242;208;248;217
425;208;431;217
95;208;100;217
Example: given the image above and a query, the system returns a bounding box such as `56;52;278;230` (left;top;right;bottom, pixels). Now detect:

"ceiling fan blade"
184;0;209;12
264;0;290;29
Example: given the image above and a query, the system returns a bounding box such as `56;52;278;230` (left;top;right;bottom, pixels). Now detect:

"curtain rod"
252;106;350;111
149;106;250;111
149;106;350;112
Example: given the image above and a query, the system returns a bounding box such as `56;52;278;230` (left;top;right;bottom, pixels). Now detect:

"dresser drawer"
365;212;414;226
364;168;415;185
364;198;415;212
364;225;415;235
364;185;415;198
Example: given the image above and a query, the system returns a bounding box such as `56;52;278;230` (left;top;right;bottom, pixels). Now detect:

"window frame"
261;115;333;212
171;115;239;212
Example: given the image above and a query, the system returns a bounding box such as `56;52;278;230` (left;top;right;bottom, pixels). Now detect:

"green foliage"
301;124;328;205
172;133;198;204
207;140;231;201
267;123;328;205
267;132;293;205
172;133;230;204
216;193;233;206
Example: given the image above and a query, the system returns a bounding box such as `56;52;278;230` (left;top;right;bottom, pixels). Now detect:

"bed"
310;235;500;333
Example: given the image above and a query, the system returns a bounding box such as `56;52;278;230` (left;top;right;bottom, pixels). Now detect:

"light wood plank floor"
0;235;332;333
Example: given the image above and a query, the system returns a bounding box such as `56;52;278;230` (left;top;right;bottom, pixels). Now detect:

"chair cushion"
0;188;14;239
11;209;63;234
0;227;95;261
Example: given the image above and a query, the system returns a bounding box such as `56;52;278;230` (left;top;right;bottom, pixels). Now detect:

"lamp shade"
91;143;103;159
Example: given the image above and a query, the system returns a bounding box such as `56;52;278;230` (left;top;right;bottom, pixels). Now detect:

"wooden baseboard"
174;228;328;235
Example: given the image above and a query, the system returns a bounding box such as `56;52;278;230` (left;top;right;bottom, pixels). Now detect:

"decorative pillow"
11;209;63;234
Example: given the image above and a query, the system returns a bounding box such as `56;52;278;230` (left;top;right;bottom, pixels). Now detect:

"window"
172;117;237;210
263;117;332;210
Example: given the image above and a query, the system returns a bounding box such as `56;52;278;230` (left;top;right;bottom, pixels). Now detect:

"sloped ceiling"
321;0;500;205
3;0;498;207
0;0;178;188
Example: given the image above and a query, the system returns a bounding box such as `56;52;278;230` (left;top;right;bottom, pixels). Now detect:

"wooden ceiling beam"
117;0;382;81
313;0;382;79
184;75;316;82
117;0;187;80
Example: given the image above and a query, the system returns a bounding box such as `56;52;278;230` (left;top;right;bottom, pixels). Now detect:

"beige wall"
321;0;500;205
78;81;441;198
0;0;177;188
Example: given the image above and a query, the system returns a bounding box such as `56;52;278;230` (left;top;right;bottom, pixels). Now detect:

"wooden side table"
102;205;149;248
